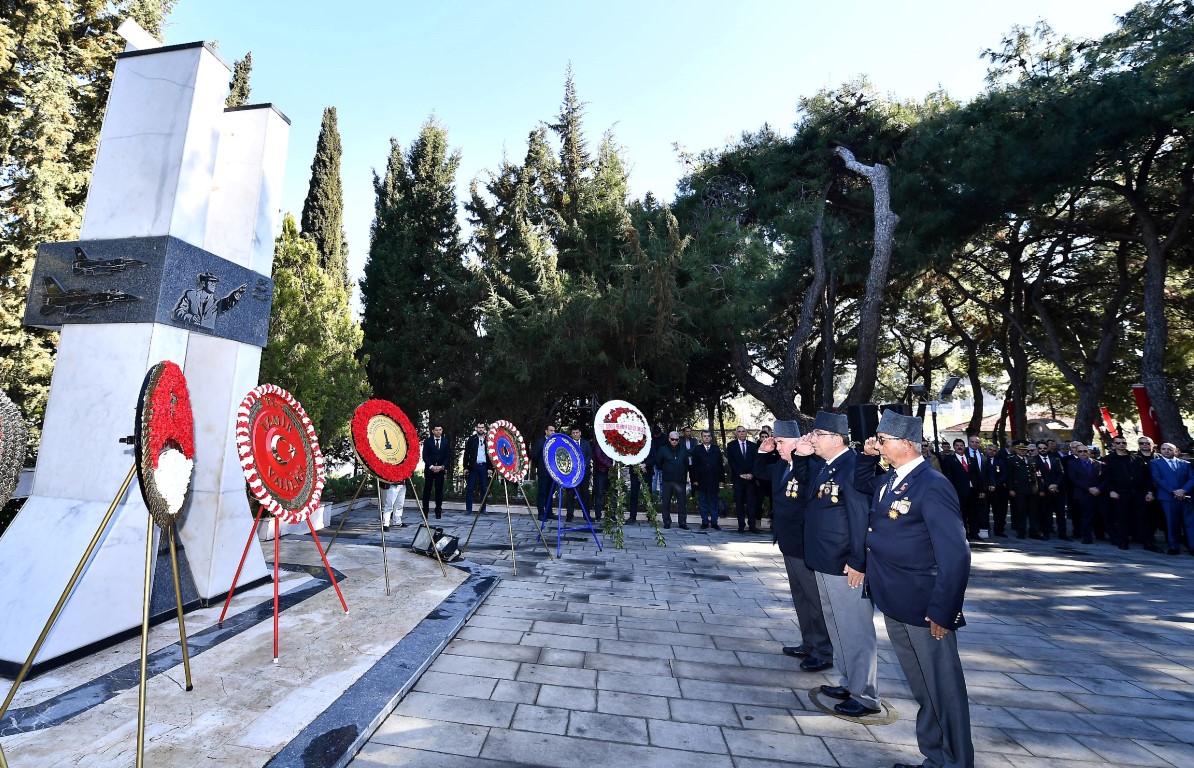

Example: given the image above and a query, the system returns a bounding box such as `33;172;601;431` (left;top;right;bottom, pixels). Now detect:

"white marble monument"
0;24;289;671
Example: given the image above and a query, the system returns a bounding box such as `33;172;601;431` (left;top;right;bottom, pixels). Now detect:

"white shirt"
880;455;925;499
476;439;486;463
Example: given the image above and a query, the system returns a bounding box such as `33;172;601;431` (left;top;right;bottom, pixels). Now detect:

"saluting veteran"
797;410;881;718
856;410;974;768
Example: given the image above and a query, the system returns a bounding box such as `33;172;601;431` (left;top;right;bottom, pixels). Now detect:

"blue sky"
167;1;1135;297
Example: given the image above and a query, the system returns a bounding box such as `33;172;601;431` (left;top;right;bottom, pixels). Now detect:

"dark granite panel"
23;236;273;346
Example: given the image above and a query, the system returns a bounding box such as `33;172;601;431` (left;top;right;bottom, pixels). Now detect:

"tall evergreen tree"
225;51;252;107
0;1;174;456
360;119;478;425
260;215;368;449
300;106;349;293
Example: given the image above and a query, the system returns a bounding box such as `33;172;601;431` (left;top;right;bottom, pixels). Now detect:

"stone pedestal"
0;35;289;672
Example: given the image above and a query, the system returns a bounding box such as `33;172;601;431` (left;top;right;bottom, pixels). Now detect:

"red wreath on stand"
351;399;421;483
486;420;529;483
235;383;326;524
136;361;196;529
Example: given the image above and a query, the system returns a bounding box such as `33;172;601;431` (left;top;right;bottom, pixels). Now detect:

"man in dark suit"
462;421;493;517
726;425;759;533
421;424;451;520
1005;441;1039;539
690;429;725;530
755;421;833;671
989;442;1014;537
564;426;593;522
856;411;973;768
941;439;977;538
966;435;991;536
796;411;880;718
1033;440;1066;540
1066;441;1104;544
1102;435;1159;551
1151;442;1194;555
532;425;556;521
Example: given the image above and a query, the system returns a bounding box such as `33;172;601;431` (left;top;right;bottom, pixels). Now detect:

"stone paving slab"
350;504;1194;768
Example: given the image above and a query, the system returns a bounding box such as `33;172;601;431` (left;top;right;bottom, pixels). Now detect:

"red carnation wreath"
351;399;421;483
594;400;652;465
236;384;326;524
135;361;196;529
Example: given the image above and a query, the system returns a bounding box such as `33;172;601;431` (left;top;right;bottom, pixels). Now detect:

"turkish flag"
1132;384;1162;442
1100;407;1118;437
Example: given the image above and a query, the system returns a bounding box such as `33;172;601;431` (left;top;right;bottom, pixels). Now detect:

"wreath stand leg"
217;503;267;626
405;479;448;578
461;473;498;553
563;488;602;553
134;513;155;767
516;483;555;560
325;475;369;553
502;482;518;575
307;520;349;613
0;463;137;768
272;521;280;663
375;480;391;596
167;525;193;691
554;483;564;558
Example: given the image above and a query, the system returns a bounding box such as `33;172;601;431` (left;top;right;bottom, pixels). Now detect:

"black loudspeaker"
847;404;880;444
880;403;911;416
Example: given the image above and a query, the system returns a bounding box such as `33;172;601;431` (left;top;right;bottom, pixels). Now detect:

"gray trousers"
884;615;974;768
784;555;832;662
660;480;687;525
815;570;879;709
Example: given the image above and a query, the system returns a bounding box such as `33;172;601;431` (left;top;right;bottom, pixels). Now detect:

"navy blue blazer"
1151;457;1194;501
726;438;757;483
797;449;870;575
422;435;452;471
757;453;807;559
855;454;970;630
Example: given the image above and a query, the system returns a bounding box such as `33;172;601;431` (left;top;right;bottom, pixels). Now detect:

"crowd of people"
922;434;1194;555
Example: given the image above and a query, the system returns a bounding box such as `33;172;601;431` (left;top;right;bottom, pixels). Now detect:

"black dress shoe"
781;646;809;659
711;523;720;530
435;511;441;519
749;527;759;533
1082;536;1094;544
800;657;833;672
738;527;746;533
1144;543;1161;552
834;698;881;717
663;521;671;529
1168;548;1180;555
679;524;689;529
700;523;708;530
819;684;850;700
1058;535;1072;541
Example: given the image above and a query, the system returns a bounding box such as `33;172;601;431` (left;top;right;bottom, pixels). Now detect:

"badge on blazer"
786;478;800;498
888;498;911;519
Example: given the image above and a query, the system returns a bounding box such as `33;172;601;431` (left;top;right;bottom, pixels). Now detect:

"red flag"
1132;384;1162;442
1100;407;1118;437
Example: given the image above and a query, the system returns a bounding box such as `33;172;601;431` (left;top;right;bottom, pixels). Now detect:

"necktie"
741;441;746;455
436;439;440;450
1044;456;1050;470
879;469;897;500
960;456;968;472
1172;459;1179;471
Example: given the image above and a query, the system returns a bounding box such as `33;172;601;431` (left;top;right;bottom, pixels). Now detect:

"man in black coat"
755;420;832;671
690;429;725;530
796;411;880;718
462;421;493;517
726;425;759;533
564;426;593;522
1102;435;1160;551
654;430;689;529
1066;441;1104;544
856;410;973;768
533;425;557;521
1033;440;1066;539
421;424;451;520
941;439;979;539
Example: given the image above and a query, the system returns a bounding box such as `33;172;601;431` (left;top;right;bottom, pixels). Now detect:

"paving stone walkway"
347;499;1194;767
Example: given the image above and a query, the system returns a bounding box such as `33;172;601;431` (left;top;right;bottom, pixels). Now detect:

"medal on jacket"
888;498;911;519
786;478;800;498
819;480;839;503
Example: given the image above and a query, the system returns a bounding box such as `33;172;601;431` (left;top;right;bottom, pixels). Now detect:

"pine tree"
259;215;368;448
300;106;349;293
0;1;175;455
225;51;252;108
360;119;479;425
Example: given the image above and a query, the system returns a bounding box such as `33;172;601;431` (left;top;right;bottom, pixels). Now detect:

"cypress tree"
225;51;252;108
360;118;478;425
0;1;175;456
300;106;348;293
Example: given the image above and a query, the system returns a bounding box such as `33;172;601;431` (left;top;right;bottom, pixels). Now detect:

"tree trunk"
834;147;899;407
820;273;837;411
1140;242;1191;446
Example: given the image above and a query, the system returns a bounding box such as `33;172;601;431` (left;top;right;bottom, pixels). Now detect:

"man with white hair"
1151;442;1194;555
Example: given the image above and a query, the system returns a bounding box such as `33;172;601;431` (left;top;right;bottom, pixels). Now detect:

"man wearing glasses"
1102;436;1160;551
1065;441;1103;544
1151;442;1194;555
655;430;690;529
797;412;881;718
857;411;973;768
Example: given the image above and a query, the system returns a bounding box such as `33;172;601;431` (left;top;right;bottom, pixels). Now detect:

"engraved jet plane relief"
39;275;141;319
72;245;147;276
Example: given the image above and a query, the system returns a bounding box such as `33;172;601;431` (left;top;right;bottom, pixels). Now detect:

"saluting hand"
863;437;880;456
759;436;776;453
